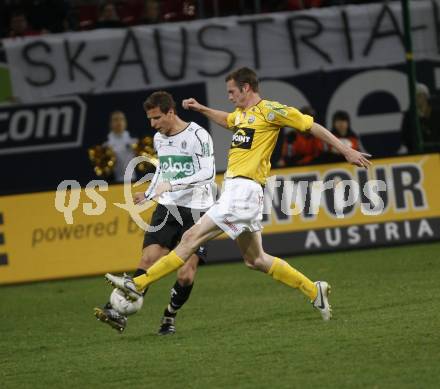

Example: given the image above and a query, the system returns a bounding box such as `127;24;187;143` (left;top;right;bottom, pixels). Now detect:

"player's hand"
344;149;372;169
153;182;172;199
133;192;146;205
182;98;203;111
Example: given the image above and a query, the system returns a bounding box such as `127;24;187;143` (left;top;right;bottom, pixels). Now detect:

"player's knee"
177;264;196;286
180;229;200;251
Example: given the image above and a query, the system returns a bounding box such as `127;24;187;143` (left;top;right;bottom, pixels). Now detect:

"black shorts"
143;203;207;263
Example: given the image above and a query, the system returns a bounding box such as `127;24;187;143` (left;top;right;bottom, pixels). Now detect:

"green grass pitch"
1;242;440;388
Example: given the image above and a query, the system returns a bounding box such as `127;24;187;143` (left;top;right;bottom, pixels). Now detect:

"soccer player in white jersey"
95;91;215;334
106;68;372;322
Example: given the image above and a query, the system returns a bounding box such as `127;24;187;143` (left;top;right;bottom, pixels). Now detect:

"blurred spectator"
286;0;323;10
25;0;72;33
320;110;360;163
277;106;324;167
162;0;197;22
94;2;125;29
0;0;390;39
322;0;383;5
103;111;138;183
400;83;440;153
2;2;74;38
138;0;162;24
7;11;43;38
75;3;99;30
261;1;290;13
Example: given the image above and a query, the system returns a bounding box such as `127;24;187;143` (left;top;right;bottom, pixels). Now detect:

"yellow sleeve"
226;109;239;129
266;104;313;132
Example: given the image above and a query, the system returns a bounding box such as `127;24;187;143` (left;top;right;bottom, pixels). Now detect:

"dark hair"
332;110;350;124
143;91;176;114
331;110;357;138
225;67;259;92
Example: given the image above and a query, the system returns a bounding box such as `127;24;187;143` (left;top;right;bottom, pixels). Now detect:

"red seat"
118;0;144;25
287;0;323;10
77;4;99;29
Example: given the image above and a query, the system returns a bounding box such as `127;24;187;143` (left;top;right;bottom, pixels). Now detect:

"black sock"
133;268;146;277
166;281;194;314
132;268;149;296
164;307;176;318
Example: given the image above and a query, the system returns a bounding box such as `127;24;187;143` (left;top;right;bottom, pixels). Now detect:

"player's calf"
157;280;194;335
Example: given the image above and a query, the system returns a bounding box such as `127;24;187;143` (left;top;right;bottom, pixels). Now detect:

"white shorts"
206;178;264;240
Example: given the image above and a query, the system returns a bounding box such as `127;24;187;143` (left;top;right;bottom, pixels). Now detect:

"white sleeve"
144;166;161;200
169;128;215;191
143;136;161;200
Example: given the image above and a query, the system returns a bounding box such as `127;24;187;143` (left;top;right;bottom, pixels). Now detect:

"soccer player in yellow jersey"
106;67;372;321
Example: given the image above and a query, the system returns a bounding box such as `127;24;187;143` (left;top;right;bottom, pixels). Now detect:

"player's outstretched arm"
182;98;229;128
310;122;372;168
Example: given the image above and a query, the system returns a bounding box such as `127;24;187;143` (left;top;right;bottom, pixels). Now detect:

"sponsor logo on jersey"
265;102;288;118
273;107;287;116
201;142;211;157
231;128;255;149
0;96;86;155
159;155;195;179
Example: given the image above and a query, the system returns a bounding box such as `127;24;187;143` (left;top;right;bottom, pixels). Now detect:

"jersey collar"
243;99;264;113
164;122;191;138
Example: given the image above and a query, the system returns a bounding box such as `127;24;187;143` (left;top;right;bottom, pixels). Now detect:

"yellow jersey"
225;99;313;185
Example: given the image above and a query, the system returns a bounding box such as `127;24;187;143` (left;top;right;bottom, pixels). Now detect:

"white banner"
4;0;440;101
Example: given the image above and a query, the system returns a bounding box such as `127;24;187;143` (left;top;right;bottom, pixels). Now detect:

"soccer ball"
110;288;143;316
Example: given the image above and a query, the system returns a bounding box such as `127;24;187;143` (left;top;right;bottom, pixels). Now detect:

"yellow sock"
133;251;184;291
268;258;318;300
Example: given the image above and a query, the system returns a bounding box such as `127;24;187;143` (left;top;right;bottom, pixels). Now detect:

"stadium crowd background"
0;0;439;188
1;0;385;37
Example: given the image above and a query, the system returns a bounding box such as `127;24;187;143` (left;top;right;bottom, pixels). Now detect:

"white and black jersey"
144;122;216;210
